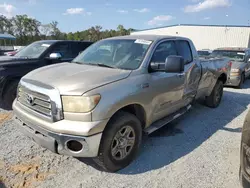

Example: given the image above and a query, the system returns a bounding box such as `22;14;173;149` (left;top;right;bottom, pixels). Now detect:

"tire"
205;80;223;108
239;166;243;186
94;111;142;172
3;80;19;110
236;73;245;89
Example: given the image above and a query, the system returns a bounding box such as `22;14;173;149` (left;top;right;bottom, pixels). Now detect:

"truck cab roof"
106;34;190;42
33;40;92;44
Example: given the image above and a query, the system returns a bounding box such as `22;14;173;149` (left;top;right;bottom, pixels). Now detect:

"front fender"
88;74;152;124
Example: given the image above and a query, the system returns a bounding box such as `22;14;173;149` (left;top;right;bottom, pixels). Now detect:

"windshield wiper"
73;62;116;69
73;61;83;64
96;63;116;69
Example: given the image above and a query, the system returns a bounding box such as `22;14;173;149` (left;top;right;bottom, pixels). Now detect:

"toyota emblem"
26;94;34;105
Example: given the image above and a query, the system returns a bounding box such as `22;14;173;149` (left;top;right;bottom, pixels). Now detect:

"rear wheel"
94;111;142;172
2;80;19;110
205;80;223;108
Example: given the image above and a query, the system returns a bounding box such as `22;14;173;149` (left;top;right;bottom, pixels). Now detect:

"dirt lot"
1;81;249;188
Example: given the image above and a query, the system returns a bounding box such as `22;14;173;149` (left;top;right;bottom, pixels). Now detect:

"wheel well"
218;73;227;84
113;104;146;129
2;78;20;97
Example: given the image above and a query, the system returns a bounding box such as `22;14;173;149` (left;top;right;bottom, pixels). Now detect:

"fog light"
66;140;83;152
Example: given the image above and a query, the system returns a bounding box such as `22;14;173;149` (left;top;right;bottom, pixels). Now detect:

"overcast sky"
0;0;249;32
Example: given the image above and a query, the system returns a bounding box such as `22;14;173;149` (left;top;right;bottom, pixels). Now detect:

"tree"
40;24;53;39
50;21;61;39
87;25;103;41
0;15;13;34
0;14;134;45
11;15;41;45
117;24;127;36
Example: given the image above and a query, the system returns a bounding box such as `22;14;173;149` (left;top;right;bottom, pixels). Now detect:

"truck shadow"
117;89;250;174
79;88;250;174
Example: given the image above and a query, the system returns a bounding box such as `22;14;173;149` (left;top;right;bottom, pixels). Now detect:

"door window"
72;42;92;57
176;40;193;64
50;43;73;59
151;41;177;63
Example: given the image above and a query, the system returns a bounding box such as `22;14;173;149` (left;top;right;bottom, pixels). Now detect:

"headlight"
62;94;101;113
231;68;240;73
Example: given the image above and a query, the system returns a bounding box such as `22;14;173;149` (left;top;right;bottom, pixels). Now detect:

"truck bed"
196;57;231;99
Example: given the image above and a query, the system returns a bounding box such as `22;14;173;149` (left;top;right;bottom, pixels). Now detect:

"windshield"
72;39;152;70
210;50;245;61
15;42;52;58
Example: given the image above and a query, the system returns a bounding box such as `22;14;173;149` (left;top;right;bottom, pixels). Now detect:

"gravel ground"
1;81;250;188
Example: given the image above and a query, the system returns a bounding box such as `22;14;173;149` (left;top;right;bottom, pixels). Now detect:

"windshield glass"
72;39;152;70
210;50;245;61
15;42;52;58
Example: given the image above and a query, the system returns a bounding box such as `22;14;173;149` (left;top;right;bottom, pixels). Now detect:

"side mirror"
48;52;62;60
165;55;185;73
150;55;184;73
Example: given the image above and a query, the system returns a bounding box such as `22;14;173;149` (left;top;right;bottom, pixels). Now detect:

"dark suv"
0;40;93;109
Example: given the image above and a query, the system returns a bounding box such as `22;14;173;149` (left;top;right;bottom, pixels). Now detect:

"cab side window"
175;40;193;64
72;42;92;57
151;41;177;63
50;43;73;59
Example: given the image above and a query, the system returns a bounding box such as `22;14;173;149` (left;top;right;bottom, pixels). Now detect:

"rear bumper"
225;76;241;86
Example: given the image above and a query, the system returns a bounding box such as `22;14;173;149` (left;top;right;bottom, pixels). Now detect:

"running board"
144;105;192;135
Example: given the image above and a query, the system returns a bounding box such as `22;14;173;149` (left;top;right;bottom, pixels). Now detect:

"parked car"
4;46;25;56
13;35;231;172
197;49;212;57
0;40;93;109
240;109;250;187
210;47;250;88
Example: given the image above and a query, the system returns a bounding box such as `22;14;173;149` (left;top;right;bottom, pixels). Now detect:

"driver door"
149;40;185;122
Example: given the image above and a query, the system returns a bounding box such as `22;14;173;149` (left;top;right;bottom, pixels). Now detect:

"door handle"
177;73;185;77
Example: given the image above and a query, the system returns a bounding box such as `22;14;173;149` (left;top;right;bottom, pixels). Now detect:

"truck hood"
23;62;132;95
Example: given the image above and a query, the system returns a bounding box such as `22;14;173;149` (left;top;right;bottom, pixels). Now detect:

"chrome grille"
17;85;52;118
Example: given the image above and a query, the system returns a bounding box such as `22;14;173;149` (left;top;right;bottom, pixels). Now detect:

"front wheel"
94;111;142;172
205;80;223;108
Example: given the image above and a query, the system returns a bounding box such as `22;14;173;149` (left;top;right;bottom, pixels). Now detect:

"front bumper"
13;100;109;157
225;76;241;86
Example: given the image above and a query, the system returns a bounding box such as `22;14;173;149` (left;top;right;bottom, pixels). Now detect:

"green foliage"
1;14;134;45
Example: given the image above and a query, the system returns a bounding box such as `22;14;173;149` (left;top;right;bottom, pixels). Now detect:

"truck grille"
17;85;52;118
